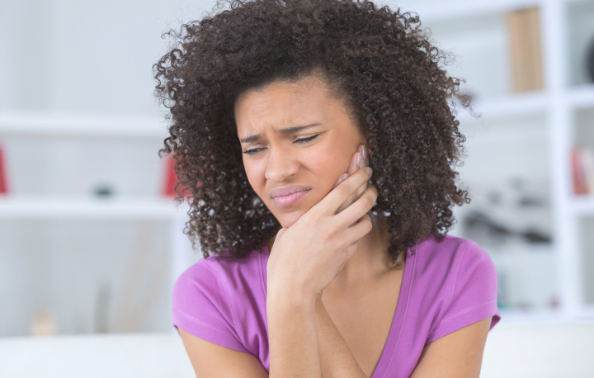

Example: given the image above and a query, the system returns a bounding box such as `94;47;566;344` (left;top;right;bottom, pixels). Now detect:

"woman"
153;0;501;376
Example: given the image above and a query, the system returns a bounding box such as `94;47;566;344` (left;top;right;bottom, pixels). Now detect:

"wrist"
267;286;317;315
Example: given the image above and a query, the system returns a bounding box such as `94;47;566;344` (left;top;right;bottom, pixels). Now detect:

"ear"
362;129;372;157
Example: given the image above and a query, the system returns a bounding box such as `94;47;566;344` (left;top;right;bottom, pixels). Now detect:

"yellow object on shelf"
30;309;57;336
507;7;544;93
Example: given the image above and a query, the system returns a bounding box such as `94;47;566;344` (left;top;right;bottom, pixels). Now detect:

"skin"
178;73;492;377
234;74;395;288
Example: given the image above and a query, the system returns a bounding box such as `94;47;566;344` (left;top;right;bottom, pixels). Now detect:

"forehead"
234;76;339;134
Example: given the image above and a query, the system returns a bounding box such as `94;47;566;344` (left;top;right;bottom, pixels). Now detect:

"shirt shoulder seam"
445;239;471;311
200;259;241;337
441;299;497;323
173;309;235;337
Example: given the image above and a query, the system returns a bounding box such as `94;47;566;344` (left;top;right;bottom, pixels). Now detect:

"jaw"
274;209;305;229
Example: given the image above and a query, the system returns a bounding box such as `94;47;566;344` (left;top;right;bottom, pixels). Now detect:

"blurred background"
1;0;594;340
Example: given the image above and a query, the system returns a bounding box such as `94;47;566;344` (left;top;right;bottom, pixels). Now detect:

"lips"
270;185;312;207
269;184;311;199
272;189;311;207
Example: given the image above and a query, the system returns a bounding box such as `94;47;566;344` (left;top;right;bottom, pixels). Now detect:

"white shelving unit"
2;0;594;335
394;0;594;322
0;196;188;220
0;113;195;336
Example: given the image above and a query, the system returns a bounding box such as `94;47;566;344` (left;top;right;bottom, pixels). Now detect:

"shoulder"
413;234;493;278
410;234;500;343
173;247;266;305
411;234;498;300
171;246;268;354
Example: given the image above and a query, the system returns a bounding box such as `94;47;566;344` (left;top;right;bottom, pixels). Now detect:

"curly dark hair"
153;0;472;263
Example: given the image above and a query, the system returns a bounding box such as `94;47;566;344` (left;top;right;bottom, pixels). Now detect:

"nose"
264;146;300;182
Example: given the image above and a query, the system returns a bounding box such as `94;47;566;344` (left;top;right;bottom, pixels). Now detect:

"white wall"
0;0;217;116
0;0;216;337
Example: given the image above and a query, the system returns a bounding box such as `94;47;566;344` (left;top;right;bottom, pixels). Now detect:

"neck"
328;212;398;290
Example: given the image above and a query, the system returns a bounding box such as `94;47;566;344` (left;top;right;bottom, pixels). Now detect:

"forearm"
267;289;322;378
315;295;367;378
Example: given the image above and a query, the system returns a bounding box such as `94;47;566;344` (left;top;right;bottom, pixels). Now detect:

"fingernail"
362;145;367;160
338;173;348;184
365;167;373;175
356;152;362;168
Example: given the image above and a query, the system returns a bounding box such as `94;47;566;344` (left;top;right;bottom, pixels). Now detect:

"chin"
273;210;306;229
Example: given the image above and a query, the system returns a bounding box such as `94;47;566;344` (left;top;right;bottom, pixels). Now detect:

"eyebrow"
239;123;321;144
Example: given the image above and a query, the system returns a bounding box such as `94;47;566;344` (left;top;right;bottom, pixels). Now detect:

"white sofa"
1;321;593;378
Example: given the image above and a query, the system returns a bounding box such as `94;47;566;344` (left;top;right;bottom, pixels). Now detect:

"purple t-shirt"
172;234;501;377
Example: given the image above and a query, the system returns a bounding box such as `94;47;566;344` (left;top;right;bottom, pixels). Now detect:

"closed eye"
242;134;320;156
294;134;319;145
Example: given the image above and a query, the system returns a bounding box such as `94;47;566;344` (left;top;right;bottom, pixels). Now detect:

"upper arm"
410;317;492;378
179;327;269;378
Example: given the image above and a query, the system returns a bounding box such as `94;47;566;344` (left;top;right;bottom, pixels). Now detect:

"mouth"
272;189;311;207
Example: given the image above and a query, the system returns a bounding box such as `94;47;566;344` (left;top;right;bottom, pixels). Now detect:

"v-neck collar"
259;242;416;377
371;245;415;378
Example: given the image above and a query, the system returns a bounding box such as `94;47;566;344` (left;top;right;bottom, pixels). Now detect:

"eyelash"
243;134;320;156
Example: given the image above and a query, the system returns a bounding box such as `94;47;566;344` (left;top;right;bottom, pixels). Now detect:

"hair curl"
153;0;472;263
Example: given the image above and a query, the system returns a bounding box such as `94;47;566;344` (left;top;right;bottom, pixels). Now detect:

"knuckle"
360;195;374;209
337;181;352;196
364;216;373;231
323;224;341;243
357;183;367;196
320;229;333;243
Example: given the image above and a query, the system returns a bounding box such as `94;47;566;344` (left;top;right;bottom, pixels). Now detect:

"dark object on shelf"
94;185;113;197
463;211;513;242
463;210;551;245
519;196;546;207
588;38;594;83
523;229;551;243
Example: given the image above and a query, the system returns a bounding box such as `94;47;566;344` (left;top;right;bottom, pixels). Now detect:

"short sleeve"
172;260;249;353
426;240;501;344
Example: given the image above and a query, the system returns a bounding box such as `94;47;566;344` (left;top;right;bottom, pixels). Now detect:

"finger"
332;151;358;190
335;151;361;213
343;240;360;262
335;184;378;228
333;173;349;189
338;213;373;251
354;146;369;197
336;182;363;214
336;150;369;214
321;167;372;215
347;152;359;175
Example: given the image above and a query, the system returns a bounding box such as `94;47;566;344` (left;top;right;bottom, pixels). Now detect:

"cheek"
243;163;265;195
310;154;342;178
306;144;352;189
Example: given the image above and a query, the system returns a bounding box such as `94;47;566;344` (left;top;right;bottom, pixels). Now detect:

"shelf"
579;305;594;318
567;85;594;109
0;196;189;220
407;0;542;23
0;112;168;139
456;91;548;121
569;195;594;216
1;0;592;336
497;307;562;324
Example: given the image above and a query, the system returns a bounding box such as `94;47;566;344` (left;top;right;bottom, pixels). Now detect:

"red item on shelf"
162;153;198;197
0;144;9;194
580;148;594;194
163;154;179;197
571;148;587;195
